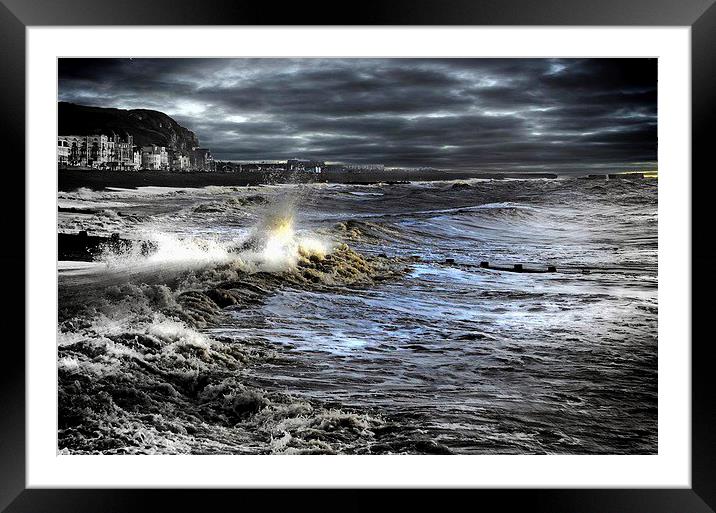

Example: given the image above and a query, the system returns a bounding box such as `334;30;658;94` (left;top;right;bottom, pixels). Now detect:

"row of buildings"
57;135;385;175
216;159;385;174
57;134;214;172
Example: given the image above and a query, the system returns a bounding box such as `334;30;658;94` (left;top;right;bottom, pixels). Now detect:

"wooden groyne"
477;261;557;274
440;258;557;273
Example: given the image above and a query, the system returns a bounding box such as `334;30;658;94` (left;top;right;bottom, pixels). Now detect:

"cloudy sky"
58;58;656;172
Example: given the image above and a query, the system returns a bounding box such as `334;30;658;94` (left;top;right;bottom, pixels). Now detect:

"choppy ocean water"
57;177;657;454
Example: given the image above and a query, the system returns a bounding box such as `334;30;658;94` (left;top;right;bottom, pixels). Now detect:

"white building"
141;145;169;170
85;135;113;168
57;135;90;167
169;150;191;171
110;134;137;170
57;134;121;169
58;134;206;173
57;138;71;165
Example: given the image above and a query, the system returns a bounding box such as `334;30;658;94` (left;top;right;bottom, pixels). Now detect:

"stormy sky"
58;58;657;172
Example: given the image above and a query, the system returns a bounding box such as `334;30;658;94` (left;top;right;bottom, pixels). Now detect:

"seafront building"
216;160;386;175
113;135;136;170
57;133;382;175
57;132;204;172
169;149;191;171
190;148;215;172
57;138;71;165
141;145;169;171
58;134;141;170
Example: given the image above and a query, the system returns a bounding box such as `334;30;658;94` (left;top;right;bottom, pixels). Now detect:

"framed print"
2;0;715;511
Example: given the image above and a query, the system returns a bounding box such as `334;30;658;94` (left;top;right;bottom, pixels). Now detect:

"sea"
57;176;658;454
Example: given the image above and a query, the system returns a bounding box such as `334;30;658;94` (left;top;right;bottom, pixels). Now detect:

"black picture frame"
2;1;713;511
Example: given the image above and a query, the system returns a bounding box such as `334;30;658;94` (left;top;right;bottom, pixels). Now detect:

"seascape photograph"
56;57;658;455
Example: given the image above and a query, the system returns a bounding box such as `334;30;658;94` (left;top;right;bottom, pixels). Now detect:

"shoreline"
58;168;560;192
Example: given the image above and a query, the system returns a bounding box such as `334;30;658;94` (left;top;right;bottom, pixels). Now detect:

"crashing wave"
58;203;413;454
58;308;397;454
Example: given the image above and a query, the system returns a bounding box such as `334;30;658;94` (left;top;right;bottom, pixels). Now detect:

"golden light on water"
618;170;657;179
266;216;295;241
299;237;328;259
259;214;330;268
263;216;295;265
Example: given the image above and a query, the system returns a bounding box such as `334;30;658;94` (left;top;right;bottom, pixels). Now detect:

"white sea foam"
57;178;659;455
95;198;333;274
240;210;332;272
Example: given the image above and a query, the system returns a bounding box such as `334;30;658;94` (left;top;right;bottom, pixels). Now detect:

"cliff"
58;102;200;152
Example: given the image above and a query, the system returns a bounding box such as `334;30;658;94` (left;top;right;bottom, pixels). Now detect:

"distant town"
56;104;653;181
58;133;215;172
56;133;654;189
57;132;389;175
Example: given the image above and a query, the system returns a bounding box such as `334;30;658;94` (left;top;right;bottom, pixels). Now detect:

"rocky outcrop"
58;102;200;152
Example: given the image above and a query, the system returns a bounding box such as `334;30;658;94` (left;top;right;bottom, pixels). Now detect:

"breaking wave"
58;310;389;454
58;196;415;454
58;178;658;455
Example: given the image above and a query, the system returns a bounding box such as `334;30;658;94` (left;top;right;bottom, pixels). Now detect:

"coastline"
58;168;560;192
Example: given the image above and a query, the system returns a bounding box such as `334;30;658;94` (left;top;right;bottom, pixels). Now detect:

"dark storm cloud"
58;58;657;171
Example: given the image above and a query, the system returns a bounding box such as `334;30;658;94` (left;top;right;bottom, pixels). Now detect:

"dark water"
57;177;657;454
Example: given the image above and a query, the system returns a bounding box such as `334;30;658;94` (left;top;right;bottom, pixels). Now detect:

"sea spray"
241;209;332;272
57;184;418;454
58;179;658;455
97;231;234;270
93;193;333;274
